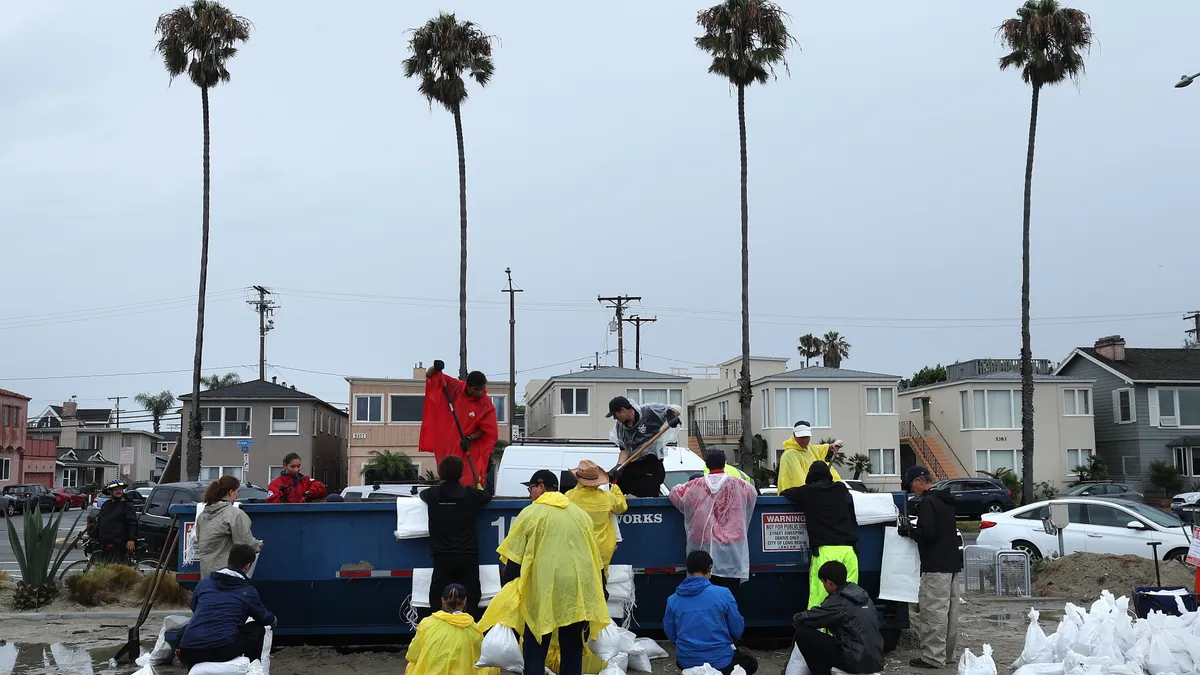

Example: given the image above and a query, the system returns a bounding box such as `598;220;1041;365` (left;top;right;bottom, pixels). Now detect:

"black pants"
677;648;759;675
178;621;266;668
617;455;665;498
429;553;481;618
523;620;586;675
794;623;848;675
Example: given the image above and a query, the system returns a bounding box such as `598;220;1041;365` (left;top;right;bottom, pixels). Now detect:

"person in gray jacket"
196;475;264;578
792;560;884;675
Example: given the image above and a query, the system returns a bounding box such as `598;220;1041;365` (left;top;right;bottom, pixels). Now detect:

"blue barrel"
170;494;908;637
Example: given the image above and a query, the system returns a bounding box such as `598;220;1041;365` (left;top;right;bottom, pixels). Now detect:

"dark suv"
907;477;1016;519
1062;482;1143;503
2;484;59;513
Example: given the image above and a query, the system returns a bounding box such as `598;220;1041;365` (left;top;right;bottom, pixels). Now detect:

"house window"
773;388;832;428
389;395;423;423
2;405;8;427
976;449;1022;477
1066;448;1094;473
1062;389;1091;416
61;468;79;488
1174;447;1200;477
1114;389;1134;424
271;407;299;434
960;391;970;429
224;407;251;437
200;466;244;481
200;407;222;437
866;387;895;415
559;388;589;416
0;457;8;481
198;407;251;437
911;397;923;413
492;396;507;423
1154;388;1200;427
79;434;104;451
868;448;897;475
761;395;770;427
268;466;283;483
965;390;1018;429
718;400;729;420
354;395;383;423
625;389;684;407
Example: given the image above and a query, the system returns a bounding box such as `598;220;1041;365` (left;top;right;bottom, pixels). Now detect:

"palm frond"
695;0;797;88
155;0;251;90
997;0;1092;87
403;12;496;112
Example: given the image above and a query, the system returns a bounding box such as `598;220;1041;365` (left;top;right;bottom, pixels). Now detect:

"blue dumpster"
171;494;908;640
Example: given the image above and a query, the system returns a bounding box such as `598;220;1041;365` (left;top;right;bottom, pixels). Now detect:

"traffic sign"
237;440;253;448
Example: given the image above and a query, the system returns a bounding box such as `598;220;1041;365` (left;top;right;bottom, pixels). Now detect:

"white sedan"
976;497;1193;562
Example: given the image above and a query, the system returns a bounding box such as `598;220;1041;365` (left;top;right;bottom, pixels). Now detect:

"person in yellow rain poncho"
404;583;498;675
498;469;610;675
778;422;844;491
564;460;628;586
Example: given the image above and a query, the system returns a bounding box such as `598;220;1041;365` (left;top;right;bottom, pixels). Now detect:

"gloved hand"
897;520;914;538
460;436;472;452
303;490;312;501
428;360;445;377
667;409;682;428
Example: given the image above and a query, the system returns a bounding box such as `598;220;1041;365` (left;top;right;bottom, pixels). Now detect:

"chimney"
63;400;78;420
271;376;278;384
413;365;427;380
291;385;296;390
1095;335;1126;361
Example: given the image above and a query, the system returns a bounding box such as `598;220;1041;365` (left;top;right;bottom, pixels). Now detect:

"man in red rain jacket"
419;360;497;489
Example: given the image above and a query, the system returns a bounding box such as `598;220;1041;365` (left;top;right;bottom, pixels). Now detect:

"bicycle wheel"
59;559;91;581
134;559;160;576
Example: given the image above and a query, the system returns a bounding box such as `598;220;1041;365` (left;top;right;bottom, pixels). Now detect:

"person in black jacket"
88;479;138;564
420;455;491;618
780;461;858;608
899;465;962;669
792;560;884;675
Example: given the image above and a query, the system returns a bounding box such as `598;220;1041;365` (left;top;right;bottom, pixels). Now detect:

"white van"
494;442;706;498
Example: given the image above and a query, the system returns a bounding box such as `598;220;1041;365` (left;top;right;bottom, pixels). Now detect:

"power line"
0;364;255;382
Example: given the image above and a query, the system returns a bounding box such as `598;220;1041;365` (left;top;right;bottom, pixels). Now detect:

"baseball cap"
442;583;467;599
705;449;727;471
903;465;931;491
521;469;559;490
606;396;634;418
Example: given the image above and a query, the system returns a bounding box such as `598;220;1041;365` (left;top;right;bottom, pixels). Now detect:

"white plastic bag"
850;491;900;525
682;665;745;675
1011;665;1064;675
188;657;251;675
476;625;524;673
1011;609;1055;670
785;645;811;675
958;645;997;675
635;637;668;660
138;615;190;666
409;565;501;608
877;527;920;603
606;565;636;621
627;646;652;673
587;624;624;662
393;498;429;539
598;653;628;675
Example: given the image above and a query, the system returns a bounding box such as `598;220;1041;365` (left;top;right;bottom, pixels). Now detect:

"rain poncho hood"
668;473;758;580
565;485;628;567
405;611;495;675
495;491;611;637
195;500;262;579
778;437;843;490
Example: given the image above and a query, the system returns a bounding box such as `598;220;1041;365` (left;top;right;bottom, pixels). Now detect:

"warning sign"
1186;526;1200;567
762;512;809;553
182;522;195;565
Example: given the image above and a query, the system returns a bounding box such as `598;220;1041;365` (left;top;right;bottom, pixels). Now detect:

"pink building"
0;388;30;488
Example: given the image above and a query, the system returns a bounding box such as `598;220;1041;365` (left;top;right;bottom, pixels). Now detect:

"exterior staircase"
899;421;967;481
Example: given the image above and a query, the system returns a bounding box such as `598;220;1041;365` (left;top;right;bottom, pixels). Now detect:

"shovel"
441;379;482;489
113;515;180;664
607;420;676;482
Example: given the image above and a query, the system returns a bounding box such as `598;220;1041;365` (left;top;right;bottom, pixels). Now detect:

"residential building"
178;379;348;489
690;364;904;490
1;388;29;489
55;447;118;489
900;358;1095;487
524;366;691;443
346;366;513;484
29;403;113;440
156;431;180;458
26;399;161;486
1055;335;1200;490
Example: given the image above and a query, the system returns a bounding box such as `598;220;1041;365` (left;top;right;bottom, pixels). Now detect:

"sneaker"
909;657;940;669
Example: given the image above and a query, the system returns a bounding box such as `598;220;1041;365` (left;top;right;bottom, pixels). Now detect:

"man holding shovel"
420;359;497;489
606;396;682;498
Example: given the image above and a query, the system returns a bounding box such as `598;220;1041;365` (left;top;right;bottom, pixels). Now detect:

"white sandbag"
1011;664;1065;675
599;653;629;675
877;527;920;603
681;665;722;675
612;513;623;543
635;638;668;660
606;564;636;622
480;564;501;607
476;625;524;673
785;645;811;675
850;491;899;525
137;615;190;666
188;657;251;675
958;645;998;675
588;624;625;662
393;497;429;539
626;642;651;672
1012;609;1055;670
410;568;435;608
409;565;501;609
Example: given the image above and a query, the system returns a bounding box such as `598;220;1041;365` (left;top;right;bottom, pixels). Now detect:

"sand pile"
1033;552;1195;601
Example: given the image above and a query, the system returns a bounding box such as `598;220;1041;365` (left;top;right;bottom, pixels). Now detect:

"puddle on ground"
980;608;1064;628
0;641;173;675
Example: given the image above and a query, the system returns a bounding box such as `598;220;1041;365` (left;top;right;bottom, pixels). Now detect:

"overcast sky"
3;0;1198;425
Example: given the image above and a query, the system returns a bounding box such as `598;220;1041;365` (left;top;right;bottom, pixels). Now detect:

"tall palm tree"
999;0;1092;503
403;13;496;380
200;372;242;390
156;0;250;482
821;331;851;368
696;0;795;461
797;333;824;368
134;391;176;435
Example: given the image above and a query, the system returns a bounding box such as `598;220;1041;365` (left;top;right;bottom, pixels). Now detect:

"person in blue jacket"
664;550;758;674
178;544;277;667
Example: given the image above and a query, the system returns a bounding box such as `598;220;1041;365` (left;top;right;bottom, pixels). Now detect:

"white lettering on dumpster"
618;513;663;525
761;513;809;553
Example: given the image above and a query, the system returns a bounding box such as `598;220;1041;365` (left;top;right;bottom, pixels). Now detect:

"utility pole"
621;315;658;370
108;396;124;428
598;295;640;368
1187;311;1200;346
248;286;279;380
502;268;522;434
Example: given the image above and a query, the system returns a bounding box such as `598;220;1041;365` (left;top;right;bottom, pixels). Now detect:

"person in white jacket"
196;475;264;579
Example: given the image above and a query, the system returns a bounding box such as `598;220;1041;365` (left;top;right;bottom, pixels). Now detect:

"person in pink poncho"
668;450;758;600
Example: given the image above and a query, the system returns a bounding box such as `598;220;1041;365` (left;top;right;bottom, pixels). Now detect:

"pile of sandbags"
587;624;667;674
1008;590;1200;675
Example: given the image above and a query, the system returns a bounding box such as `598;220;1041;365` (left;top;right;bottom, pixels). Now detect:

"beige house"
900;359;1096;487
524;367;691;443
689;362;904;491
346;366;512;484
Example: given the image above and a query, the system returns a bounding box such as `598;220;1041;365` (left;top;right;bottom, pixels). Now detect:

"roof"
761;366;901;382
0;388;30;400
158;431;181;443
718;355;791;366
903;371;1091;394
47;406;113;424
1061;347;1200;383
548;367;690;382
179;379;335;406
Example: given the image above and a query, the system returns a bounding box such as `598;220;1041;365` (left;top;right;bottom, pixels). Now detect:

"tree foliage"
135;391;176;434
903;364;948;390
363;450;418;482
821;331;851;369
797;334;824;368
200;372;242;390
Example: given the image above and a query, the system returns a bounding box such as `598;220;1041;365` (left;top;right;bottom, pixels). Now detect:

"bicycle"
59;535;161;580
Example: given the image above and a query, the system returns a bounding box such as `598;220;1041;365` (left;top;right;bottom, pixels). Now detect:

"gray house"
1055;335;1200;491
178;379;348;490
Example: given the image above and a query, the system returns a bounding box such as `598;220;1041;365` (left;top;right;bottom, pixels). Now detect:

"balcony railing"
691;419;743;438
947;358;1053;381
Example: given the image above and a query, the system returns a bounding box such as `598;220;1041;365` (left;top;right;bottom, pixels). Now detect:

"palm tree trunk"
737;84;753;464
454;104;469;380
186;85;212;483
1019;84;1040;505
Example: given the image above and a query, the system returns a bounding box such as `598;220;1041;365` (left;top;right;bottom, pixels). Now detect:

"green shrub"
4;505;82;610
1148;460;1184;494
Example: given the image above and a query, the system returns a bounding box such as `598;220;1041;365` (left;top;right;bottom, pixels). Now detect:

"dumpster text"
761;512;809;553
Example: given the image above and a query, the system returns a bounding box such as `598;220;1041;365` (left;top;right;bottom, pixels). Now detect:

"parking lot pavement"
1;510;86;580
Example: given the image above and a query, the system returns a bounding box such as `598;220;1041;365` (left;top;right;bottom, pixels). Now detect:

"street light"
1176;72;1200;88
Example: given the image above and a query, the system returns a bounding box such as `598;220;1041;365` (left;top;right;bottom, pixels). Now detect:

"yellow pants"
808;545;859;608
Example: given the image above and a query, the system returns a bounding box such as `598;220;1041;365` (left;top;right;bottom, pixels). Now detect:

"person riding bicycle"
87;479;138;564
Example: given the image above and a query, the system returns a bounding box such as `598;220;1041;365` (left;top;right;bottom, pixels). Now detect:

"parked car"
52;487;88;510
1062;482;1144;503
977;497;1191;562
341;483;430;501
1;484;59;513
907;478;1016;519
1;493;18;517
1171;490;1200;520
